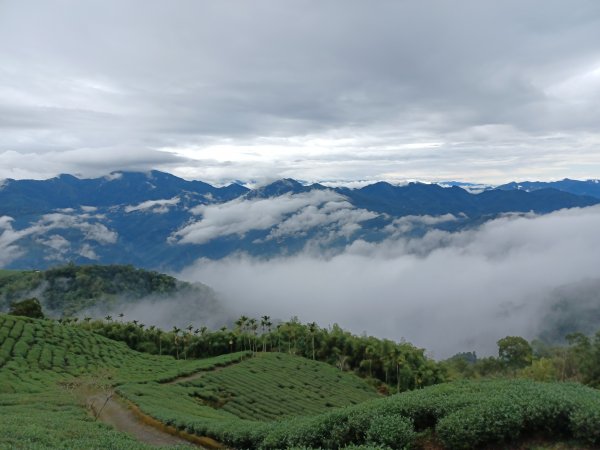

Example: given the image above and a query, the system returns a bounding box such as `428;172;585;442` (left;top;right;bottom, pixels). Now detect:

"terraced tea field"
0;314;246;449
183;352;379;419
3;313;600;450
0;314;244;393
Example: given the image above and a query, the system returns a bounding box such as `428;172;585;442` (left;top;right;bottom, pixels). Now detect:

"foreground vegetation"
3;313;600;449
121;370;600;449
0;313;244;449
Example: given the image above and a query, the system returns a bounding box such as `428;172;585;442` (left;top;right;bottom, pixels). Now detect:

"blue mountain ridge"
497;179;600;199
0;171;598;271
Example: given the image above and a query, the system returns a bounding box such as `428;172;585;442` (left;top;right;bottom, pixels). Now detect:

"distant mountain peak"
245;178;310;199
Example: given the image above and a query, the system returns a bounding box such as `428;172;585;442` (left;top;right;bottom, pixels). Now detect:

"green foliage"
0;313;246;449
121;369;600;449
152;353;378;421
497;335;533;370
3;314;600;449
86;315;447;393
0;392;181;450
0;264;210;316
365;414;415;449
9;297;45;318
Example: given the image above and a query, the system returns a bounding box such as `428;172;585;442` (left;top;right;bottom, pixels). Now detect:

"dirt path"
164;357;246;385
89;393;220;448
85;359;246;447
164;365;228;385
164;371;207;385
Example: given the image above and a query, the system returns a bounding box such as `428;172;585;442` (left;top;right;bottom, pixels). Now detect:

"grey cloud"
265;199;378;241
384;214;460;237
179;205;600;358
124;197;180;214
0;212;118;265
38;213;118;244
1;1;599;182
0;216;28;266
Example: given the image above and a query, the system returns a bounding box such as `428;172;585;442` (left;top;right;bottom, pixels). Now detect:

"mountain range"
1;171;598;270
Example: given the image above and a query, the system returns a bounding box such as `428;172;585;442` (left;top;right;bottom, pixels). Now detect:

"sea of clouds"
179;205;600;358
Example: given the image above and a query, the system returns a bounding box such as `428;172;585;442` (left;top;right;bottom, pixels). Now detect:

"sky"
1;0;600;185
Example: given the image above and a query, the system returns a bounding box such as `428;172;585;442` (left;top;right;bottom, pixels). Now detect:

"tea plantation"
0;313;245;449
182;352;379;419
3;313;600;449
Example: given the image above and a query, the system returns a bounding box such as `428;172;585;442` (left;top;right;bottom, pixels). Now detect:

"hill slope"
0;313;246;449
0;264;229;327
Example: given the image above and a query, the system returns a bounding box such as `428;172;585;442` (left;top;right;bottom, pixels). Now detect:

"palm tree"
235;316;248;350
156;329;163;355
276;324;283;352
265;319;273;352
118;313;124;321
183;330;191;360
172;326;181;359
308;322;318;360
396;352;406;393
260;316;270;352
104;315;112;322
364;344;376;378
249;318;258;353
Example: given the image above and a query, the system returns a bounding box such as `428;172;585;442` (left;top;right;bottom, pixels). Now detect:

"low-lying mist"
178;205;600;359
79;288;232;331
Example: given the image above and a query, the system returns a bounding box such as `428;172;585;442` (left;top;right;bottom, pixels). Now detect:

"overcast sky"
1;0;600;184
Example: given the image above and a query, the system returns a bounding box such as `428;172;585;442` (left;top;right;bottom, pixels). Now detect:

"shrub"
365;414;415;449
436;400;523;449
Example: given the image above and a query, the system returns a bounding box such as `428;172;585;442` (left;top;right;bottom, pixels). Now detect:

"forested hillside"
0;264;225;319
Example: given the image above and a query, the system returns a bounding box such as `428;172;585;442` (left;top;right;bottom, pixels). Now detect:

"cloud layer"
1;1;600;183
179;205;600;358
0;212;117;265
171;190;377;244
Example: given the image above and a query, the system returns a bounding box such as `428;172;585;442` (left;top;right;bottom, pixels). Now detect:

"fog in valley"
178;205;600;358
78;285;232;332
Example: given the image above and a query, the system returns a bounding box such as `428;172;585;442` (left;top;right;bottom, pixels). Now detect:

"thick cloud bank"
2;1;600;183
179;206;600;358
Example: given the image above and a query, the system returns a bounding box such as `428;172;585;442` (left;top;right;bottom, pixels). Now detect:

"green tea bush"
365;414;415;449
436;400;523;449
570;399;600;445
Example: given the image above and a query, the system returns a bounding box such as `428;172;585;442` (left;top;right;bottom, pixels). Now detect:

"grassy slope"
185;352;379;420
0;313;245;449
117;352;381;445
3;313;600;450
